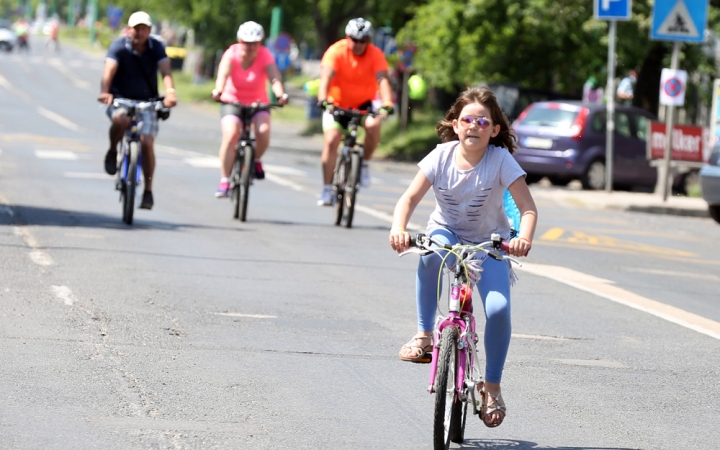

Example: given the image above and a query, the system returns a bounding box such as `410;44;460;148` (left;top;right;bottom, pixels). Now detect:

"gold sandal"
479;386;506;428
398;335;433;363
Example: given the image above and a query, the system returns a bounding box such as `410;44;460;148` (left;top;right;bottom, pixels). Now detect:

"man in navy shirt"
98;11;177;210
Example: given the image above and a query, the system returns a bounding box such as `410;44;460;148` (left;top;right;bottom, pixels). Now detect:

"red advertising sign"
647;121;708;162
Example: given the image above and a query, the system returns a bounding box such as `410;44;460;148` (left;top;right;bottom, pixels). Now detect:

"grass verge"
376;109;442;161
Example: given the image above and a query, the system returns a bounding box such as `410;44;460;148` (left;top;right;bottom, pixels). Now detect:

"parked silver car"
0;19;16;52
699;144;720;224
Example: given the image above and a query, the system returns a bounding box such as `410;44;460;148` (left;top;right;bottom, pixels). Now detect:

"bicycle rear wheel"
341;150;362;228
333;150;348;226
122;141;139;225
433;327;458;450
238;145;254;222
231;146;243;219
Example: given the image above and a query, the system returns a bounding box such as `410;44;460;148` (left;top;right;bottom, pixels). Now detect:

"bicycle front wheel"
342;150;362;228
333;150;348;226
231;146;243;219
238;145;254;222
122;141;139;225
433;326;458;450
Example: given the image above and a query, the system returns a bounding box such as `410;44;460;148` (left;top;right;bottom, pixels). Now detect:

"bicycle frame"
427;251;483;414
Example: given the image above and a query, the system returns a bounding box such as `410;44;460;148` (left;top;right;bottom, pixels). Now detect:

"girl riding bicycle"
388;86;538;428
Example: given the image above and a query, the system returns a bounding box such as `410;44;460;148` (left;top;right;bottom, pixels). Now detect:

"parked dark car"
512;101;661;190
699;144;720;224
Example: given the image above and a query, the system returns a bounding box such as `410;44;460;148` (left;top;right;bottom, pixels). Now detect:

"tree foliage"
398;0;719;116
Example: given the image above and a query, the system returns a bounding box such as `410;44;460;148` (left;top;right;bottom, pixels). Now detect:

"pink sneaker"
254;160;265;180
215;180;230;198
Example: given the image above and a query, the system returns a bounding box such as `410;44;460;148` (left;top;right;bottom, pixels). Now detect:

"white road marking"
263;164;307;177
63;172;108;179
215;312;277;319
184;157;220;168
0;205;14;217
14;226;55;266
0;73;32;101
265;173;304;191
47;58;92;90
36;107;83;132
51;285;75;305
517;263;720;340
355;204;424;231
35;150;78;160
29;250;54;266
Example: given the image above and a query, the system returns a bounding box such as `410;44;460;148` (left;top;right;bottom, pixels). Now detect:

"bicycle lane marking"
516;263;720;340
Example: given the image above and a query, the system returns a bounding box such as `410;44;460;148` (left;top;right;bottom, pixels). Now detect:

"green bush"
377;109;443;161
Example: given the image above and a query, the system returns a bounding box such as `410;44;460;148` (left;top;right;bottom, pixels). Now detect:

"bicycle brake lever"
399;248;433;257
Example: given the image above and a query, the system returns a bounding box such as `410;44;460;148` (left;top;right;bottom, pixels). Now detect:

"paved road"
1;40;719;449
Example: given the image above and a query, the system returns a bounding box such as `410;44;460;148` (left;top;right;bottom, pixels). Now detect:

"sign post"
651;0;709;200
595;0;632;193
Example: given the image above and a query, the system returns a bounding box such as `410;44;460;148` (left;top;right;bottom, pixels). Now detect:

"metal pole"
605;20;617;193
68;0;75;27
661;41;681;201
89;0;98;43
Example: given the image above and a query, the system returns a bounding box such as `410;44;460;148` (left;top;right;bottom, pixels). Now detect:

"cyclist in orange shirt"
316;18;394;206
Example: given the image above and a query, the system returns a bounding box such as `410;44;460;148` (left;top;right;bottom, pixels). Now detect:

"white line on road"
215;312;278;319
184;157;220;168
0;73;32;101
36;107;83;132
51;285;75;305
36;150;78;160
63;172;108;179
517;263;720;340
13;226;55;266
47;58;93;90
265;172;304;191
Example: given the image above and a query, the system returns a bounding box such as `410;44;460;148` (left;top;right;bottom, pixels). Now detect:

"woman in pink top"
211;21;288;197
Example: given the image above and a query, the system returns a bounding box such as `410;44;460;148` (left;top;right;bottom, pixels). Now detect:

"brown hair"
435;86;517;154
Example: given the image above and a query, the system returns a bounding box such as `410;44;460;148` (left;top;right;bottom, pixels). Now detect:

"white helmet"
237;21;264;42
345;18;373;40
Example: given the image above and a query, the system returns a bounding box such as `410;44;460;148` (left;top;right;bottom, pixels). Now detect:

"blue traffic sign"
594;0;631;20
651;0;708;42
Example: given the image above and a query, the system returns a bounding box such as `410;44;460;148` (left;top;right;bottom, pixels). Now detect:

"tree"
397;0;719;118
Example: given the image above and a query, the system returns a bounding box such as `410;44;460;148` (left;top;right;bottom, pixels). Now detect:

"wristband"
166;88;176;93
392;227;406;232
280;93;289;100
519;237;531;244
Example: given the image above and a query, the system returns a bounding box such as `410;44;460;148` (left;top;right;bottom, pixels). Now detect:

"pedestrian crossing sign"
651;0;708;42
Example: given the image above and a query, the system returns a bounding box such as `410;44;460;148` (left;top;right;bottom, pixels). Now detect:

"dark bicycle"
329;107;375;228
112;98;168;225
220;102;283;222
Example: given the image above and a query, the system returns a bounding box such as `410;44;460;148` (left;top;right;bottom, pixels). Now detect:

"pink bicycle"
401;233;520;450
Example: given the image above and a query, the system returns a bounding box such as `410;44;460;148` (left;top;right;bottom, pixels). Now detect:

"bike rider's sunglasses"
459;116;492;130
351;37;369;44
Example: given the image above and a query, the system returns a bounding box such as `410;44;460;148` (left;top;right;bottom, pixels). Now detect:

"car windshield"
519;106;578;128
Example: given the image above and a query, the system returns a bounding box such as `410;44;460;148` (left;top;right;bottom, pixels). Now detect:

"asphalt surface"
1;37;719;450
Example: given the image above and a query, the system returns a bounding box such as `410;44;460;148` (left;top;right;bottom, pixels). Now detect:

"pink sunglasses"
459;116;491;130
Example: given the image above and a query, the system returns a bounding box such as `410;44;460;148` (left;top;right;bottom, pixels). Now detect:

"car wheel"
709;205;720;224
0;42;11;52
581;160;606;190
547;176;571;186
525;173;543;184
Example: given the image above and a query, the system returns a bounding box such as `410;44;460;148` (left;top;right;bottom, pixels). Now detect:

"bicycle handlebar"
112;98;165;111
217;101;284;110
327;105;378;119
407;233;523;265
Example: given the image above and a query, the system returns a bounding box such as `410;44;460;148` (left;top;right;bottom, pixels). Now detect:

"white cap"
128;11;152;28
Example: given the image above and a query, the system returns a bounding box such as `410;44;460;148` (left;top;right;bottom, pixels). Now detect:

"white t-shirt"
418;141;526;243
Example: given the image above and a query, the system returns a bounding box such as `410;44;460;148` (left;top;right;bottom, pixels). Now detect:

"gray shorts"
106;104;159;136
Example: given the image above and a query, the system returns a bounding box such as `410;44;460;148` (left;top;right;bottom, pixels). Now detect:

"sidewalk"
270;119;710;219
529;184;709;218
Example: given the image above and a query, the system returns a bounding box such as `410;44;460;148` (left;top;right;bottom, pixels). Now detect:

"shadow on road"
458;440;638;450
0;204;245;232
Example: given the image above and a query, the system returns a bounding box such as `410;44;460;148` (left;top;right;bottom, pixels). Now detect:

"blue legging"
416;228;512;383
